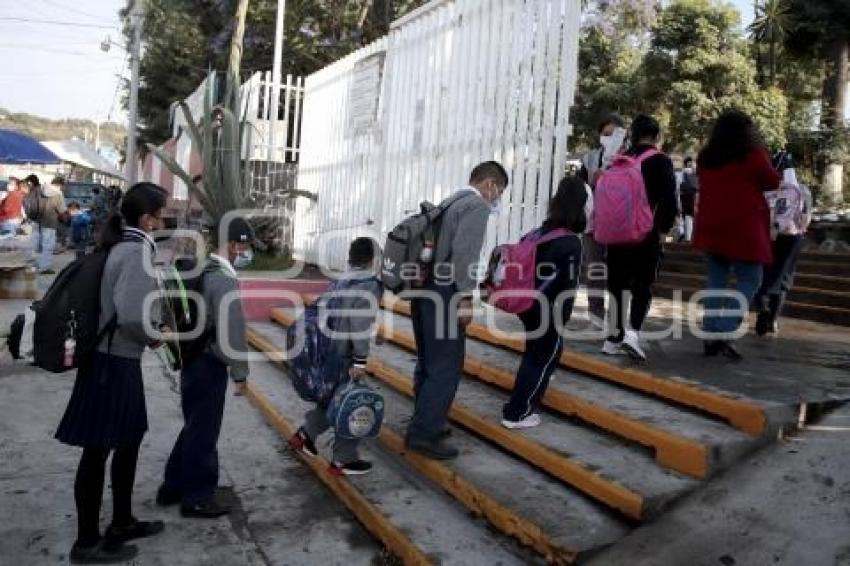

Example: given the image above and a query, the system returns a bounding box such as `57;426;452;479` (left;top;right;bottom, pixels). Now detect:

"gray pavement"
587;402;850;566
0;353;382;565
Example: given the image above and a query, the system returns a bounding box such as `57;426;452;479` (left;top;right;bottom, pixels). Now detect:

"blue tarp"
0;128;60;165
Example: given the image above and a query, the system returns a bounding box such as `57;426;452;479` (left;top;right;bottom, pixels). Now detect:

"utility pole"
268;0;286;164
125;0;144;185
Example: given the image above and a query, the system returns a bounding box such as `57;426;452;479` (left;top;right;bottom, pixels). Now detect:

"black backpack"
162;257;211;370
32;249;117;372
24;189;44;221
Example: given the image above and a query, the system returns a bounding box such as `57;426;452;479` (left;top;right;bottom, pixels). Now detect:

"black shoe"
156;484;181;507
289;427;318;457
39;269;56;275
704;340;722;357
405;436;459;460
69;540;138;564
755;311;772;337
181;500;231;519
717;340;743;361
329;460;373;476
437;427;453;440
104;518;164;545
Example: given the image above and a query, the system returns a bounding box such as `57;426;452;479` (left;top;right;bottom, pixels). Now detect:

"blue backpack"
287;277;374;403
326;381;384;439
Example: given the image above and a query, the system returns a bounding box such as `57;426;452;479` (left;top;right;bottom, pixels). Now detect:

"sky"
0;0;127;123
0;0;757;123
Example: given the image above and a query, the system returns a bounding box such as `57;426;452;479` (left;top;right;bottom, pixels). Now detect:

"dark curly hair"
698;109;767;169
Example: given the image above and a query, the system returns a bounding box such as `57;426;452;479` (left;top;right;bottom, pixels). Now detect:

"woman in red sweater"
693;110;781;359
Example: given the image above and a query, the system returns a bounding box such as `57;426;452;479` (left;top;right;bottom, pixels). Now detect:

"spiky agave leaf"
145;142;214;214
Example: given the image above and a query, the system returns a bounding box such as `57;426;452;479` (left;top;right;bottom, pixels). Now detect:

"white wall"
295;0;582;271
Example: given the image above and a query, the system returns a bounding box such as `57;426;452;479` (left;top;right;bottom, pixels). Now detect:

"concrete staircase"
239;296;814;564
657;242;850;327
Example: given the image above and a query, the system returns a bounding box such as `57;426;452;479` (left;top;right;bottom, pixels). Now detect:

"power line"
40;0;107;23
0;16;117;30
0;45;123;58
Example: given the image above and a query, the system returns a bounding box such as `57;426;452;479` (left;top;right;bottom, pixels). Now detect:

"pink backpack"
485;228;572;314
593;149;658;245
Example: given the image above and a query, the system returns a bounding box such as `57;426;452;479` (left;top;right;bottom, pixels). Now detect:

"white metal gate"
295;0;582;271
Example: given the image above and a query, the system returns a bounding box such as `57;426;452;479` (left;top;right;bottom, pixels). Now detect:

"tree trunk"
821;38;848;206
224;0;251;109
769;29;776;86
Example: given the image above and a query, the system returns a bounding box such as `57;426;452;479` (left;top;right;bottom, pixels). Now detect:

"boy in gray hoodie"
289;237;383;475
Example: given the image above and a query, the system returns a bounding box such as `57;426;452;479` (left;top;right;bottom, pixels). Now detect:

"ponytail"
97;213;123;250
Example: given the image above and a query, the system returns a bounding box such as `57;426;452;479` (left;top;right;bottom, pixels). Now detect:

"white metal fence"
294;0;582;270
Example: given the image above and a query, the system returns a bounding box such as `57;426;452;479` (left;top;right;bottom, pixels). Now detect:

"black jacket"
522;226;583;328
625;144;678;237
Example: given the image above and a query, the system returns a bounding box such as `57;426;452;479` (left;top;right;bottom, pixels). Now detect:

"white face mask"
233;248;253;269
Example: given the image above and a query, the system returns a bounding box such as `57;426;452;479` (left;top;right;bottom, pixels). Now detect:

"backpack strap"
634;148;661;165
536;227;572;246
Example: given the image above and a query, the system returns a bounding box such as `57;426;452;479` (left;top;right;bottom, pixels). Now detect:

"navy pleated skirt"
55;351;148;449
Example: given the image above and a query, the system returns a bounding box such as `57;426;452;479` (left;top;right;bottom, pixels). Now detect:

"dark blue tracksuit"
502;227;582;422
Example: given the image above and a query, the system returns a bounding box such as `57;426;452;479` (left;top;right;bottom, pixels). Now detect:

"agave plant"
147;0;315;230
147;69;316;229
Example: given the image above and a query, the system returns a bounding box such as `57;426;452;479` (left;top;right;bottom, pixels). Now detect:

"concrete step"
375;308;764;480
377;299;770;436
264;313;700;520
663;250;850;279
249;322;632;563
653;283;850;327
244;344;538;565
657;272;850;310
661;258;850;293
664;241;850;265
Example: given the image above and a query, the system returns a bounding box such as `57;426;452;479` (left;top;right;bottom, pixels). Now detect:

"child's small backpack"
326;380;384;439
771;182;808;236
485;227;573;314
287;277;375;403
593;149;658;245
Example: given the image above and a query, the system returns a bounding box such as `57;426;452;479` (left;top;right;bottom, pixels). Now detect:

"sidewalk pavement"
587;402;850;566
0;352;380;565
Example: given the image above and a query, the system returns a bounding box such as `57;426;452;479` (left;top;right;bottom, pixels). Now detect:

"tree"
784;0;850;204
122;0;228;148
748;0;794;86
571;0;659;152
640;0;788;152
127;0;427;148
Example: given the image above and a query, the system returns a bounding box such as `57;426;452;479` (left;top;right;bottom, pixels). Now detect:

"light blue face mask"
233;248;254;269
489;198;503;216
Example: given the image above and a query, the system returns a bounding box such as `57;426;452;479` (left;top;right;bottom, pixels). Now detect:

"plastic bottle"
420;240;434;263
63;338;76;368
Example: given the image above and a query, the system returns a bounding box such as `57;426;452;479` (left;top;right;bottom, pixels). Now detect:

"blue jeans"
30;225;56;270
0;220;20;235
702;254;763;336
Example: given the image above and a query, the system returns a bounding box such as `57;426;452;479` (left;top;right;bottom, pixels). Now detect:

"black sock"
74;447;109;547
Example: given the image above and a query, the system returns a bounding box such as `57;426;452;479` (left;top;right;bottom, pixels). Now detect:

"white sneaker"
620;330;647;361
601;339;624;356
501;414;542;430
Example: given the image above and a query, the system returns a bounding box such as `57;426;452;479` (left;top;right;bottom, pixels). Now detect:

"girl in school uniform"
56;183;169;564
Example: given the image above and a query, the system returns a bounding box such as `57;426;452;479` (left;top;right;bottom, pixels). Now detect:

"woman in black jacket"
502;176;586;429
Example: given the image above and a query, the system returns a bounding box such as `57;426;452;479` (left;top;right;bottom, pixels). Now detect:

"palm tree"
748;0;793;86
